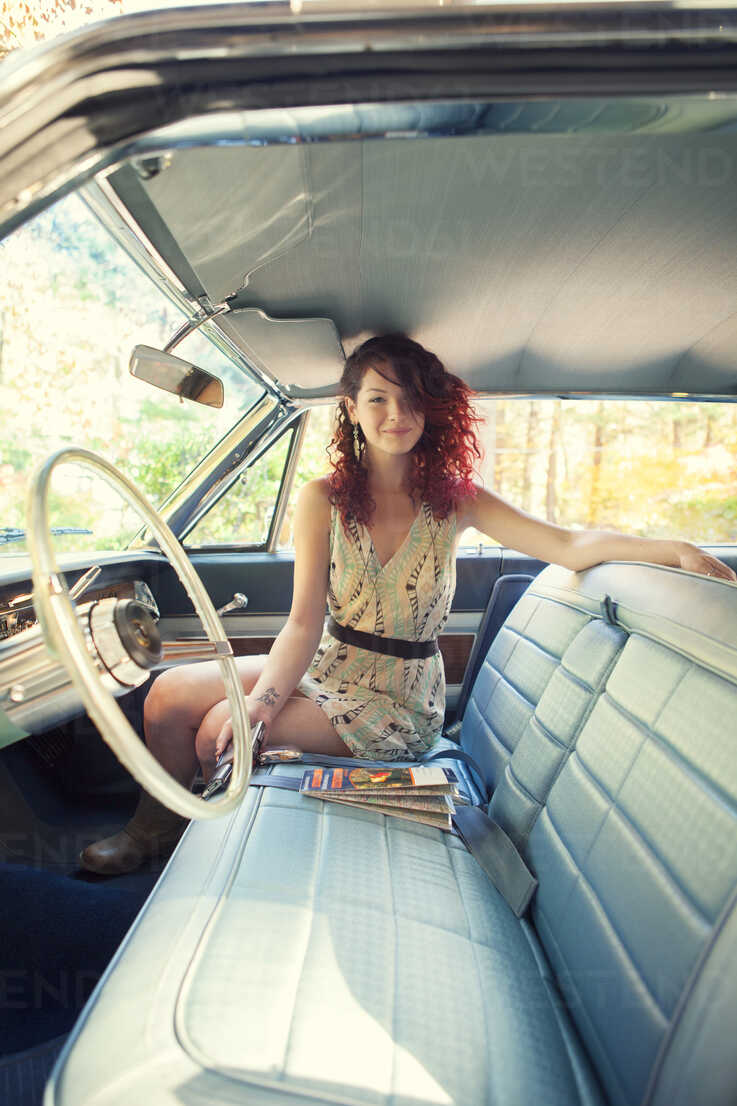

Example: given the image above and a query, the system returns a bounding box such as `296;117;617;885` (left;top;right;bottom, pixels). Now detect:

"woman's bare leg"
194;694;351;782
143;655;271;784
144;655;350;784
80;657;351;874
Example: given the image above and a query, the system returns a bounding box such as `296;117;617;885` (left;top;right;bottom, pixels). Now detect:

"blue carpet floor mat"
0;864;152;1055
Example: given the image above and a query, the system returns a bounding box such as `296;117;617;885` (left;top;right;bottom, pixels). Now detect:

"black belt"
327;616;439;660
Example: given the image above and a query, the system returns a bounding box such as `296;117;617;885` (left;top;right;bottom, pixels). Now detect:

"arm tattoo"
256;686;281;707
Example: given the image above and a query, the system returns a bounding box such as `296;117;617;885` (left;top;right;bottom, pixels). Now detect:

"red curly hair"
327;334;483;527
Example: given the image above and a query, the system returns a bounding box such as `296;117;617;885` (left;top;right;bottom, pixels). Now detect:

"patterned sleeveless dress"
297;501;457;760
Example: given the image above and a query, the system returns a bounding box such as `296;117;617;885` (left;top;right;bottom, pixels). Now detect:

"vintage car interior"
1;2;736;1104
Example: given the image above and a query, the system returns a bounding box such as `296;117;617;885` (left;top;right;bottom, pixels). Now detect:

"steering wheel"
27;447;252;820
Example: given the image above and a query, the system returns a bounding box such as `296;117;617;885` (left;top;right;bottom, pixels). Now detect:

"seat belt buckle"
257;746;302;765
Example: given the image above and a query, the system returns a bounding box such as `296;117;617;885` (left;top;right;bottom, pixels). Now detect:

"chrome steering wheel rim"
27;447;251;819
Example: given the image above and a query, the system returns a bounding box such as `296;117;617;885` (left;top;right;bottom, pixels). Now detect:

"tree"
587;401;607;527
703;409;715;449
521;403;538;512
545;403;561;524
1;0;124;60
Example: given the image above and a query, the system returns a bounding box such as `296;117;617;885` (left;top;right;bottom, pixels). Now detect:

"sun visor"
141;146;311;304
216;309;344;398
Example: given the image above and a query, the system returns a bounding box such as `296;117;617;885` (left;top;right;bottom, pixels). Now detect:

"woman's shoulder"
293;479;334;550
297;477;333;520
299;475;331;500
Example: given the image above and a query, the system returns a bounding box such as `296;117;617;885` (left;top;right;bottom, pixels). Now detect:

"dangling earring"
353;422;361;461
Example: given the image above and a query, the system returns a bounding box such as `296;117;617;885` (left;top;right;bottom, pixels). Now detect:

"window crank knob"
216;593;248;617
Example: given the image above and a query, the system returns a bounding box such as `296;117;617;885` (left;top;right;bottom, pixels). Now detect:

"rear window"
275;398;736;549
468;397;737;547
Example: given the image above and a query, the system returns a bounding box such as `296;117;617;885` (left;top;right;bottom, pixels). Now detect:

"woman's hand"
214;701;271;760
213;716;233;761
679;546;737;582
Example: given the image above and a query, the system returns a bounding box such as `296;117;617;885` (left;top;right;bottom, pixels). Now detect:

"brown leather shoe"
79;790;188;875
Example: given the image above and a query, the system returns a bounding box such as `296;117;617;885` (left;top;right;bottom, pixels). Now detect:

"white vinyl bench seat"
47;564;737;1106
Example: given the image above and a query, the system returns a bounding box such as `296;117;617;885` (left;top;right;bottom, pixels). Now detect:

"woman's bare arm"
248;478;332;717
461;485;736;581
214;479;332;754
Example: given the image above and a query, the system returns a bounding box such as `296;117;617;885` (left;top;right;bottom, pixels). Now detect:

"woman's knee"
143;653;269;737
143;665;209;732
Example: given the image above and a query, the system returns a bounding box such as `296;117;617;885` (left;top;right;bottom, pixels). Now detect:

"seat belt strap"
287;754;403;768
419;748;489;805
452;805;538;918
258;747;489;805
249;771;302;790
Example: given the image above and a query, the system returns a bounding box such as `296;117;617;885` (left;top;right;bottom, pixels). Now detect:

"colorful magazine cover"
300;764;458;795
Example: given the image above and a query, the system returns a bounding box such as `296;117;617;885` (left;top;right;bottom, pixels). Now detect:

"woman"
81;334;736;873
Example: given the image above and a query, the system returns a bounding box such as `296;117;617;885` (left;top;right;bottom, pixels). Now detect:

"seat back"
454;572;534;723
463;563;737;1106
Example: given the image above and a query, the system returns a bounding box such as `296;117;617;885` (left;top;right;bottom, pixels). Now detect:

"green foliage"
185;409;336;548
188;431;293;546
0;191;262;553
669;495;737;542
125;423;214;507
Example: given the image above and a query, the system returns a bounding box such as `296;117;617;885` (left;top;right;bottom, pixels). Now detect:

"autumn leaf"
0;0;128;54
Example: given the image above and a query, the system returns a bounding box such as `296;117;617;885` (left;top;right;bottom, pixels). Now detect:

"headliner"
105;102;737;399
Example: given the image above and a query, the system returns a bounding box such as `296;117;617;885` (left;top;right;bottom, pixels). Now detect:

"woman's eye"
369;397;384;404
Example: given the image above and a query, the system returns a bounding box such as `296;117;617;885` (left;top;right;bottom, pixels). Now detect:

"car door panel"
158;543;736;714
155;550;549;713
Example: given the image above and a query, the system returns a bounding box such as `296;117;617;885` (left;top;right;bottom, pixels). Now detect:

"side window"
277;406;335;548
186;430;293;548
467;398;737;547
186;396;737;552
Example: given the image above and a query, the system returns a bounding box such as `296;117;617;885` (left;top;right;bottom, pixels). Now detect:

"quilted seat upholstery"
177;786;603;1106
47;563;737;1106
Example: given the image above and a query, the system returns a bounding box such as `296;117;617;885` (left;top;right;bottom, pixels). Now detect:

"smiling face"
344;362;425;459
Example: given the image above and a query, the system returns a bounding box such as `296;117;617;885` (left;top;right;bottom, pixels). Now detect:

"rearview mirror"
129;345;224;408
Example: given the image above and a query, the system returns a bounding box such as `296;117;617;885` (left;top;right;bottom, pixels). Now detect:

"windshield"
0;191;264;556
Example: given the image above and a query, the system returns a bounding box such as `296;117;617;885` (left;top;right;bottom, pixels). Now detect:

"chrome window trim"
79;177;284;401
267;410;310;553
176;404;304;547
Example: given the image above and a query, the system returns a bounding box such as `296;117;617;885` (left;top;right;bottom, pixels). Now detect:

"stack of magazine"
299;763;459;830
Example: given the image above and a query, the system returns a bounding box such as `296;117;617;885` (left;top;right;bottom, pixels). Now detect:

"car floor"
0;728;166;1106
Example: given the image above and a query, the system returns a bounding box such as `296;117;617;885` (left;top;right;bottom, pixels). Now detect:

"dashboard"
0;580;157;642
0;552;170;639
0;553;173;740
